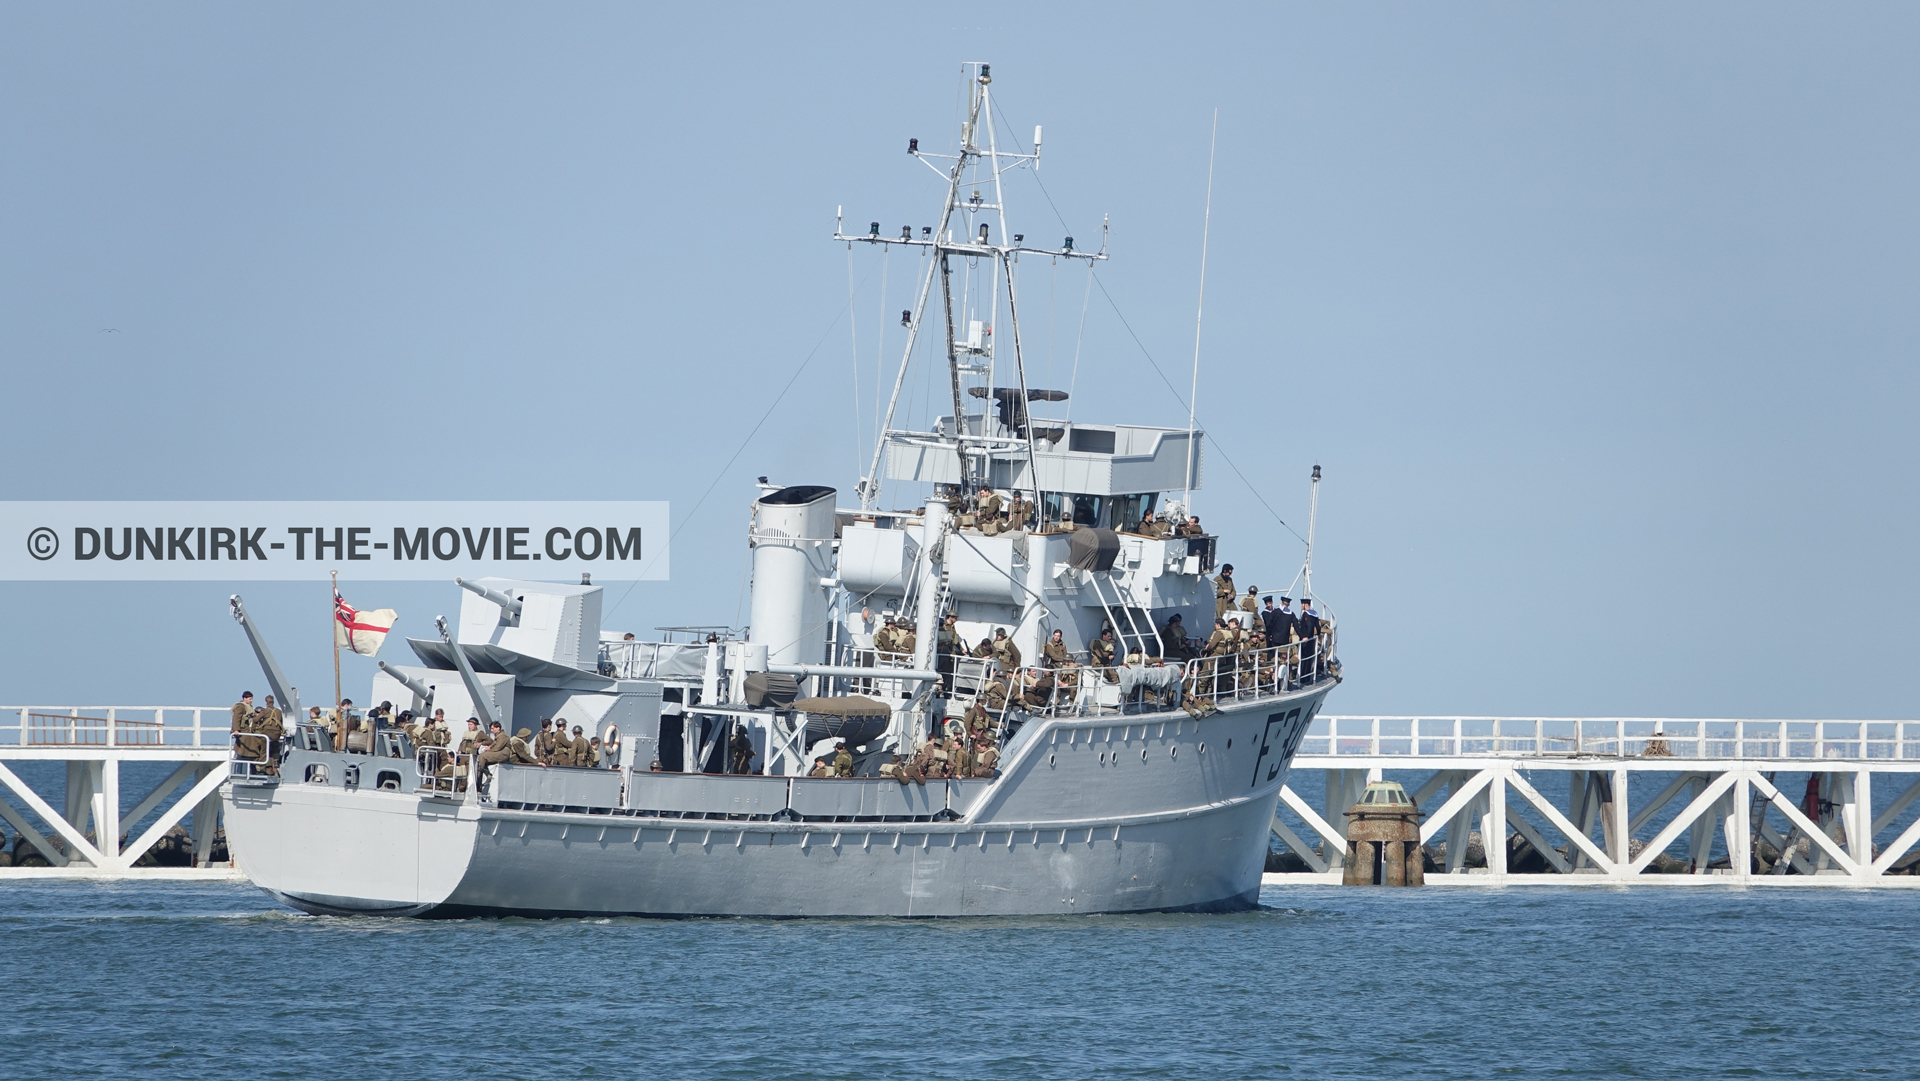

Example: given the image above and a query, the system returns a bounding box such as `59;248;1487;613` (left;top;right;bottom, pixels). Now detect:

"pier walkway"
1269;716;1920;887
6;706;1917;888
0;706;242;879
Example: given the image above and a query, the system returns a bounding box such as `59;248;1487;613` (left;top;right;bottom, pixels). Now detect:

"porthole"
1170;747;1178;759
1227;738;1232;749
1199;742;1207;753
1141;748;1148;761
1049;754;1056;766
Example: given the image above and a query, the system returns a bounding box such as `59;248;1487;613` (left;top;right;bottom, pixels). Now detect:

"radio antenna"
1183;109;1218;512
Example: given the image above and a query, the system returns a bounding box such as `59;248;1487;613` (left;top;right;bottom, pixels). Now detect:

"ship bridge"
884;414;1203;511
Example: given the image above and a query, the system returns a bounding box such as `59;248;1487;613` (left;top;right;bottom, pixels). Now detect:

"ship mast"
840;62;1106;511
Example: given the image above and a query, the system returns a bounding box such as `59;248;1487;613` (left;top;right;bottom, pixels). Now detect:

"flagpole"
331;569;343;733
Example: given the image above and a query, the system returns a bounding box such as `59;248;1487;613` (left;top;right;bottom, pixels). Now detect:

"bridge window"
1069;428;1115;454
1110;493;1156;532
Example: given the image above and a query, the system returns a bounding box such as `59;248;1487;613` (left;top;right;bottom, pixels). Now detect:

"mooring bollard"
1342;780;1425;886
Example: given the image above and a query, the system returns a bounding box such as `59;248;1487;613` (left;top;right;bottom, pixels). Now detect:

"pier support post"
1728;774;1752;879
191;767;219;867
1483;772;1507;878
1850;769;1873;875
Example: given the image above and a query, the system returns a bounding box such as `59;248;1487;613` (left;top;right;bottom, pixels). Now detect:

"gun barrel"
455;576;522;616
377;661;435;704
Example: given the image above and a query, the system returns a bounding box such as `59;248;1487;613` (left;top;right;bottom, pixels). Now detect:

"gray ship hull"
225;683;1332;918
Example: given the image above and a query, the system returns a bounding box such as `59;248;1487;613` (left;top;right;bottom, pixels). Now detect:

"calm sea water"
2;880;1914;1079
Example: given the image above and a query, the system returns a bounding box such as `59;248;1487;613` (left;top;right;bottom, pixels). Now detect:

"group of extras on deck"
224;489;1332;789
227;693;615;792
861;566;1332;717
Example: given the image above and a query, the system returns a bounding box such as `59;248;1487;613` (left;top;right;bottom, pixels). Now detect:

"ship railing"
414;747;465;795
1296;715;1920;761
0;707;235;750
1010;631;1339;719
227;730;280;782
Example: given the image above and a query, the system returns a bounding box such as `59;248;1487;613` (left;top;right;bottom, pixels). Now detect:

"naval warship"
221;64;1340;917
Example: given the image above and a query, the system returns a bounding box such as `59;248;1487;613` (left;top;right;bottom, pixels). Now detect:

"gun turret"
377;661;435;713
456;577;522;621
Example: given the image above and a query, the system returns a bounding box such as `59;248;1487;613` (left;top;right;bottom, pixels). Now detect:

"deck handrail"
1300;715;1920;762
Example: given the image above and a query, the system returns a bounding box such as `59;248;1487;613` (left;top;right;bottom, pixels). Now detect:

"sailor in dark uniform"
1294;599;1322;683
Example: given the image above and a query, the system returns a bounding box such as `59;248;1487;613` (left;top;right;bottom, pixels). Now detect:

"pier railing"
0;707;232;750
1303;716;1920;762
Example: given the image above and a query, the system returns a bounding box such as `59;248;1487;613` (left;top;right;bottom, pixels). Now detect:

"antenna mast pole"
837;63;1106;509
1303;464;1320;600
330;569;343;720
1183;109;1218;513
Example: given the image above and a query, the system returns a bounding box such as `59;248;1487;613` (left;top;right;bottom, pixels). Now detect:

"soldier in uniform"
1203;618;1235;696
971;635;994;659
990;628;1021;672
898;746;928;786
1158;613;1192;660
535;718;558;764
980;667;1009;710
894;623;917;659
1213;563;1237;617
508;728;543;765
729;724;755;775
1088;627;1117;672
935;613;961;693
1239;586;1260;615
1019;667;1056;711
258;696;286;774
872;618;897;659
963;700;992;740
1179;516;1205;537
949;736;973;779
550;722;575;766
975;486;1004;535
475;722;512;783
914;734;948;779
808;757;833;778
571;725;594;767
1005;491;1032;532
973;736;1000;778
832;741;855;777
229;692;263;762
879;754;908;784
1042;629;1070;668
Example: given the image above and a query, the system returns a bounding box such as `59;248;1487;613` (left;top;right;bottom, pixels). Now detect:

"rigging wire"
605;279;868;620
1064;261;1094;422
847;245;863;476
991;104;1307;550
874;244;890;459
1090;270;1308;547
1184;109;1218;512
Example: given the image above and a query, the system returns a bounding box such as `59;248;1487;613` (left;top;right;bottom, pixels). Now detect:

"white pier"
8;706;1919;888
1267;716;1920;887
0;707;244;879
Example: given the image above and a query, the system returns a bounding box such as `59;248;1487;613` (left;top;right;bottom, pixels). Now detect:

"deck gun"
455;577;521;625
377;660;435;717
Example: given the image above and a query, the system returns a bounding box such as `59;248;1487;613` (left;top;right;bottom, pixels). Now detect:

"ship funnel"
748;485;837;665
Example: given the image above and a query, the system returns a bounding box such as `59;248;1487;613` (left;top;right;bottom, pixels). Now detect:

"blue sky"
1;3;1914;718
